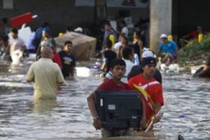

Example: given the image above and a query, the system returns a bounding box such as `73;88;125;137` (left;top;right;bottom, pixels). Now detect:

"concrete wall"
0;0;95;36
0;0;149;37
1;0;210;47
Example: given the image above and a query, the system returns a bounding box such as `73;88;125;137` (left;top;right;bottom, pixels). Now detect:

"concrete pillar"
149;0;172;53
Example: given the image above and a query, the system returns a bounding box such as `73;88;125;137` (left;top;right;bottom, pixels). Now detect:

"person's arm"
36;46;41;60
87;92;102;129
56;66;66;93
140;96;146;130
137;40;143;60
101;54;107;72
101;62;106;72
153;84;164;123
25;64;35;82
153;102;163;123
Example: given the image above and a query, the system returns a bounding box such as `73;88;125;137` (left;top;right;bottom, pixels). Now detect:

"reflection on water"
32;99;58;114
0;62;210;140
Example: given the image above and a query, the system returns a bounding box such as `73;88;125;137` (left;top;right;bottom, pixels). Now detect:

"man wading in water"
26;47;65;100
87;58;146;137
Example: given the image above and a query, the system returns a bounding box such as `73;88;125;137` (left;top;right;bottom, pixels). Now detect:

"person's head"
40;46;53;59
42;28;50;38
40;40;56;53
43;22;49;28
160;33;168;44
122;47;134;60
110;58;126;80
120;34;128;45
10;28;18;39
119;20;126;28
141;57;157;79
104;21;111;31
64;40;73;53
196;26;202;33
133;30;141;39
104;39;112;49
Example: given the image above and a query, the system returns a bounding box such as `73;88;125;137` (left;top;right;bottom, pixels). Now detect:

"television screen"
95;90;143;130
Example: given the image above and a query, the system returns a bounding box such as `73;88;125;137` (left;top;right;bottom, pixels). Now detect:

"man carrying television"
87;58;140;137
128;55;164;131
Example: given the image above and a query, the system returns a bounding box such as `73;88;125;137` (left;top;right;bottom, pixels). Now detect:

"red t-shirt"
128;74;164;123
97;79;132;91
53;53;62;67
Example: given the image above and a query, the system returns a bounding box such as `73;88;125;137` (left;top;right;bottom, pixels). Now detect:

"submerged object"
75;67;91;77
178;134;185;140
159;63;180;73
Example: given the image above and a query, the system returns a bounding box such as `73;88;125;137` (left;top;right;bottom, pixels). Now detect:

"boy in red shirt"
87;58;133;137
128;57;164;130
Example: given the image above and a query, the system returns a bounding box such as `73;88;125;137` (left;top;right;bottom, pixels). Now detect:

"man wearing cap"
159;34;178;65
128;56;164;130
127;50;162;84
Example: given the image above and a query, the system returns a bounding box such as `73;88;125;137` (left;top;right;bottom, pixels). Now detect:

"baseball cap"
142;50;154;58
141;57;156;67
160;34;168;39
42;28;50;34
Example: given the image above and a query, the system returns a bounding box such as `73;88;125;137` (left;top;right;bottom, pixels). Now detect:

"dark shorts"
101;128;131;137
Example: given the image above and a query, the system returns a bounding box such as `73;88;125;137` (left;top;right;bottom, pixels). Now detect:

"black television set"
95;90;143;130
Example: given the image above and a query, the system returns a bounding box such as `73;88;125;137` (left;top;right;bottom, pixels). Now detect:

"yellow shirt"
26;58;65;100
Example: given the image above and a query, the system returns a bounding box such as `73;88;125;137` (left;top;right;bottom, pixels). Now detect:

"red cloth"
189;31;199;39
11;12;33;27
53;53;62;67
97;79;132;91
128;74;164;123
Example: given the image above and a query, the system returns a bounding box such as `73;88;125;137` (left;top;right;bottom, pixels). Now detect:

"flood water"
0;61;210;140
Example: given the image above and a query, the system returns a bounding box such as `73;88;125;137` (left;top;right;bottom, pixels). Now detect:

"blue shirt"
159;41;177;55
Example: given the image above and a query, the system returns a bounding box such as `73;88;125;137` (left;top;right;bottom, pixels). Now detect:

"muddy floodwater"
0;61;210;140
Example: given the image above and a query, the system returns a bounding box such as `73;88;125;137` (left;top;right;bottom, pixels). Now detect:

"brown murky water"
0;61;210;140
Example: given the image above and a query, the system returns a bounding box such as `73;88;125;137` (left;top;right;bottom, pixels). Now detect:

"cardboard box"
54;32;96;61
